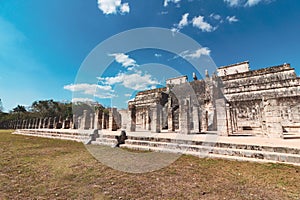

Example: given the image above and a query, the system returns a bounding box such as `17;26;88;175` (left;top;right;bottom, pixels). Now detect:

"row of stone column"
75;108;121;130
6;108;122;131
10;117;73;130
127;98;202;134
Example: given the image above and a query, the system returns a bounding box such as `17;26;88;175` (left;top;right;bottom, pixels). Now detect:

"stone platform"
13;129;300;166
13;129;94;143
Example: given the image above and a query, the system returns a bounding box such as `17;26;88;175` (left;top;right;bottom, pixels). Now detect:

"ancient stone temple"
127;61;300;138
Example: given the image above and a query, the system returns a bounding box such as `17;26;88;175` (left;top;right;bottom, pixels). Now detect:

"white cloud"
172;13;190;33
124;93;132;97
159;11;168;15
120;2;130;13
210;13;222;21
224;0;241;7
154;53;162;58
97;0;130;15
226;16;239;23
109;53;138;68
98;71;159;91
224;0;271;7
63;83;115;98
164;0;181;7
245;0;263;7
71;98;95;103
171;27;179;34
178;47;211;59
178;13;189;29
192;16;215;32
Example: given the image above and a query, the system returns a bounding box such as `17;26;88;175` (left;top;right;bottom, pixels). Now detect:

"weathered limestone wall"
222;63;300;137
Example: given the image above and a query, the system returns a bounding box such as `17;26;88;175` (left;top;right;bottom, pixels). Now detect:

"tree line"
0;99;71;123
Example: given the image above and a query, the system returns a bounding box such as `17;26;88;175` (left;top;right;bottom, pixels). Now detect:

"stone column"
73;114;78;129
264;99;283;138
191;105;200;133
108;109;114;131
127;104;136;132
47;117;52;129
77;116;82;129
62;119;66;129
145;108;150;131
226;104;233;135
43;117;48;129
102;112;106;129
35;118;39;129
216;98;228;136
32;118;35;129
167;102;175;132
21;120;25;129
28;119;32;129
151;103;161;133
179;99;190;134
90;113;94;129
53;117;57;129
94;110;102;130
80;110;89;129
38;118;43;129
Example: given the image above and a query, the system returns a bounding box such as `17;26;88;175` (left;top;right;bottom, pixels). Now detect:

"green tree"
31;100;72;119
12;105;27;113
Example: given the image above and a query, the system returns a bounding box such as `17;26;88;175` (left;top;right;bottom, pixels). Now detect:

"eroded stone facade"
127;61;300;138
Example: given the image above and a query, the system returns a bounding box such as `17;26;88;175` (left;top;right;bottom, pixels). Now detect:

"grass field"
0;129;300;199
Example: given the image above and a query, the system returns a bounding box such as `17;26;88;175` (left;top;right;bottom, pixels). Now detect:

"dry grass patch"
0;130;299;199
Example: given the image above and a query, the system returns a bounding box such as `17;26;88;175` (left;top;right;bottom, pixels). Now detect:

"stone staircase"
91;133;300;166
13;129;300;166
283;126;300;139
91;134;117;147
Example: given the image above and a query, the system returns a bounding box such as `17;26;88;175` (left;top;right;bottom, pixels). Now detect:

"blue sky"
1;0;300;111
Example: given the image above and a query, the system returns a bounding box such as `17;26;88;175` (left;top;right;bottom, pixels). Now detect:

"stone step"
283;131;300;139
120;143;300;166
92;137;117;146
124;139;300;160
125;136;300;155
13;129;90;142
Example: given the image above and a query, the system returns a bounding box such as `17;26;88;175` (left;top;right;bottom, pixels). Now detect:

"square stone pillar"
108;108;119;131
127;105;136;132
71;114;78;129
90;113;94;129
226;104;233;135
179;99;190;134
151;103;161;133
38;118;43;129
80;110;89;130
216;98;228;136
264;99;283;138
191;105;200;133
145;108;151;131
43;118;47;129
167;109;174;132
94;110;102;130
53;117;57;129
62;120;66;129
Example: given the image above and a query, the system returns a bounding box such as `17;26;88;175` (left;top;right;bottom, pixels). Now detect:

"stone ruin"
126;61;300;138
10;61;300;139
